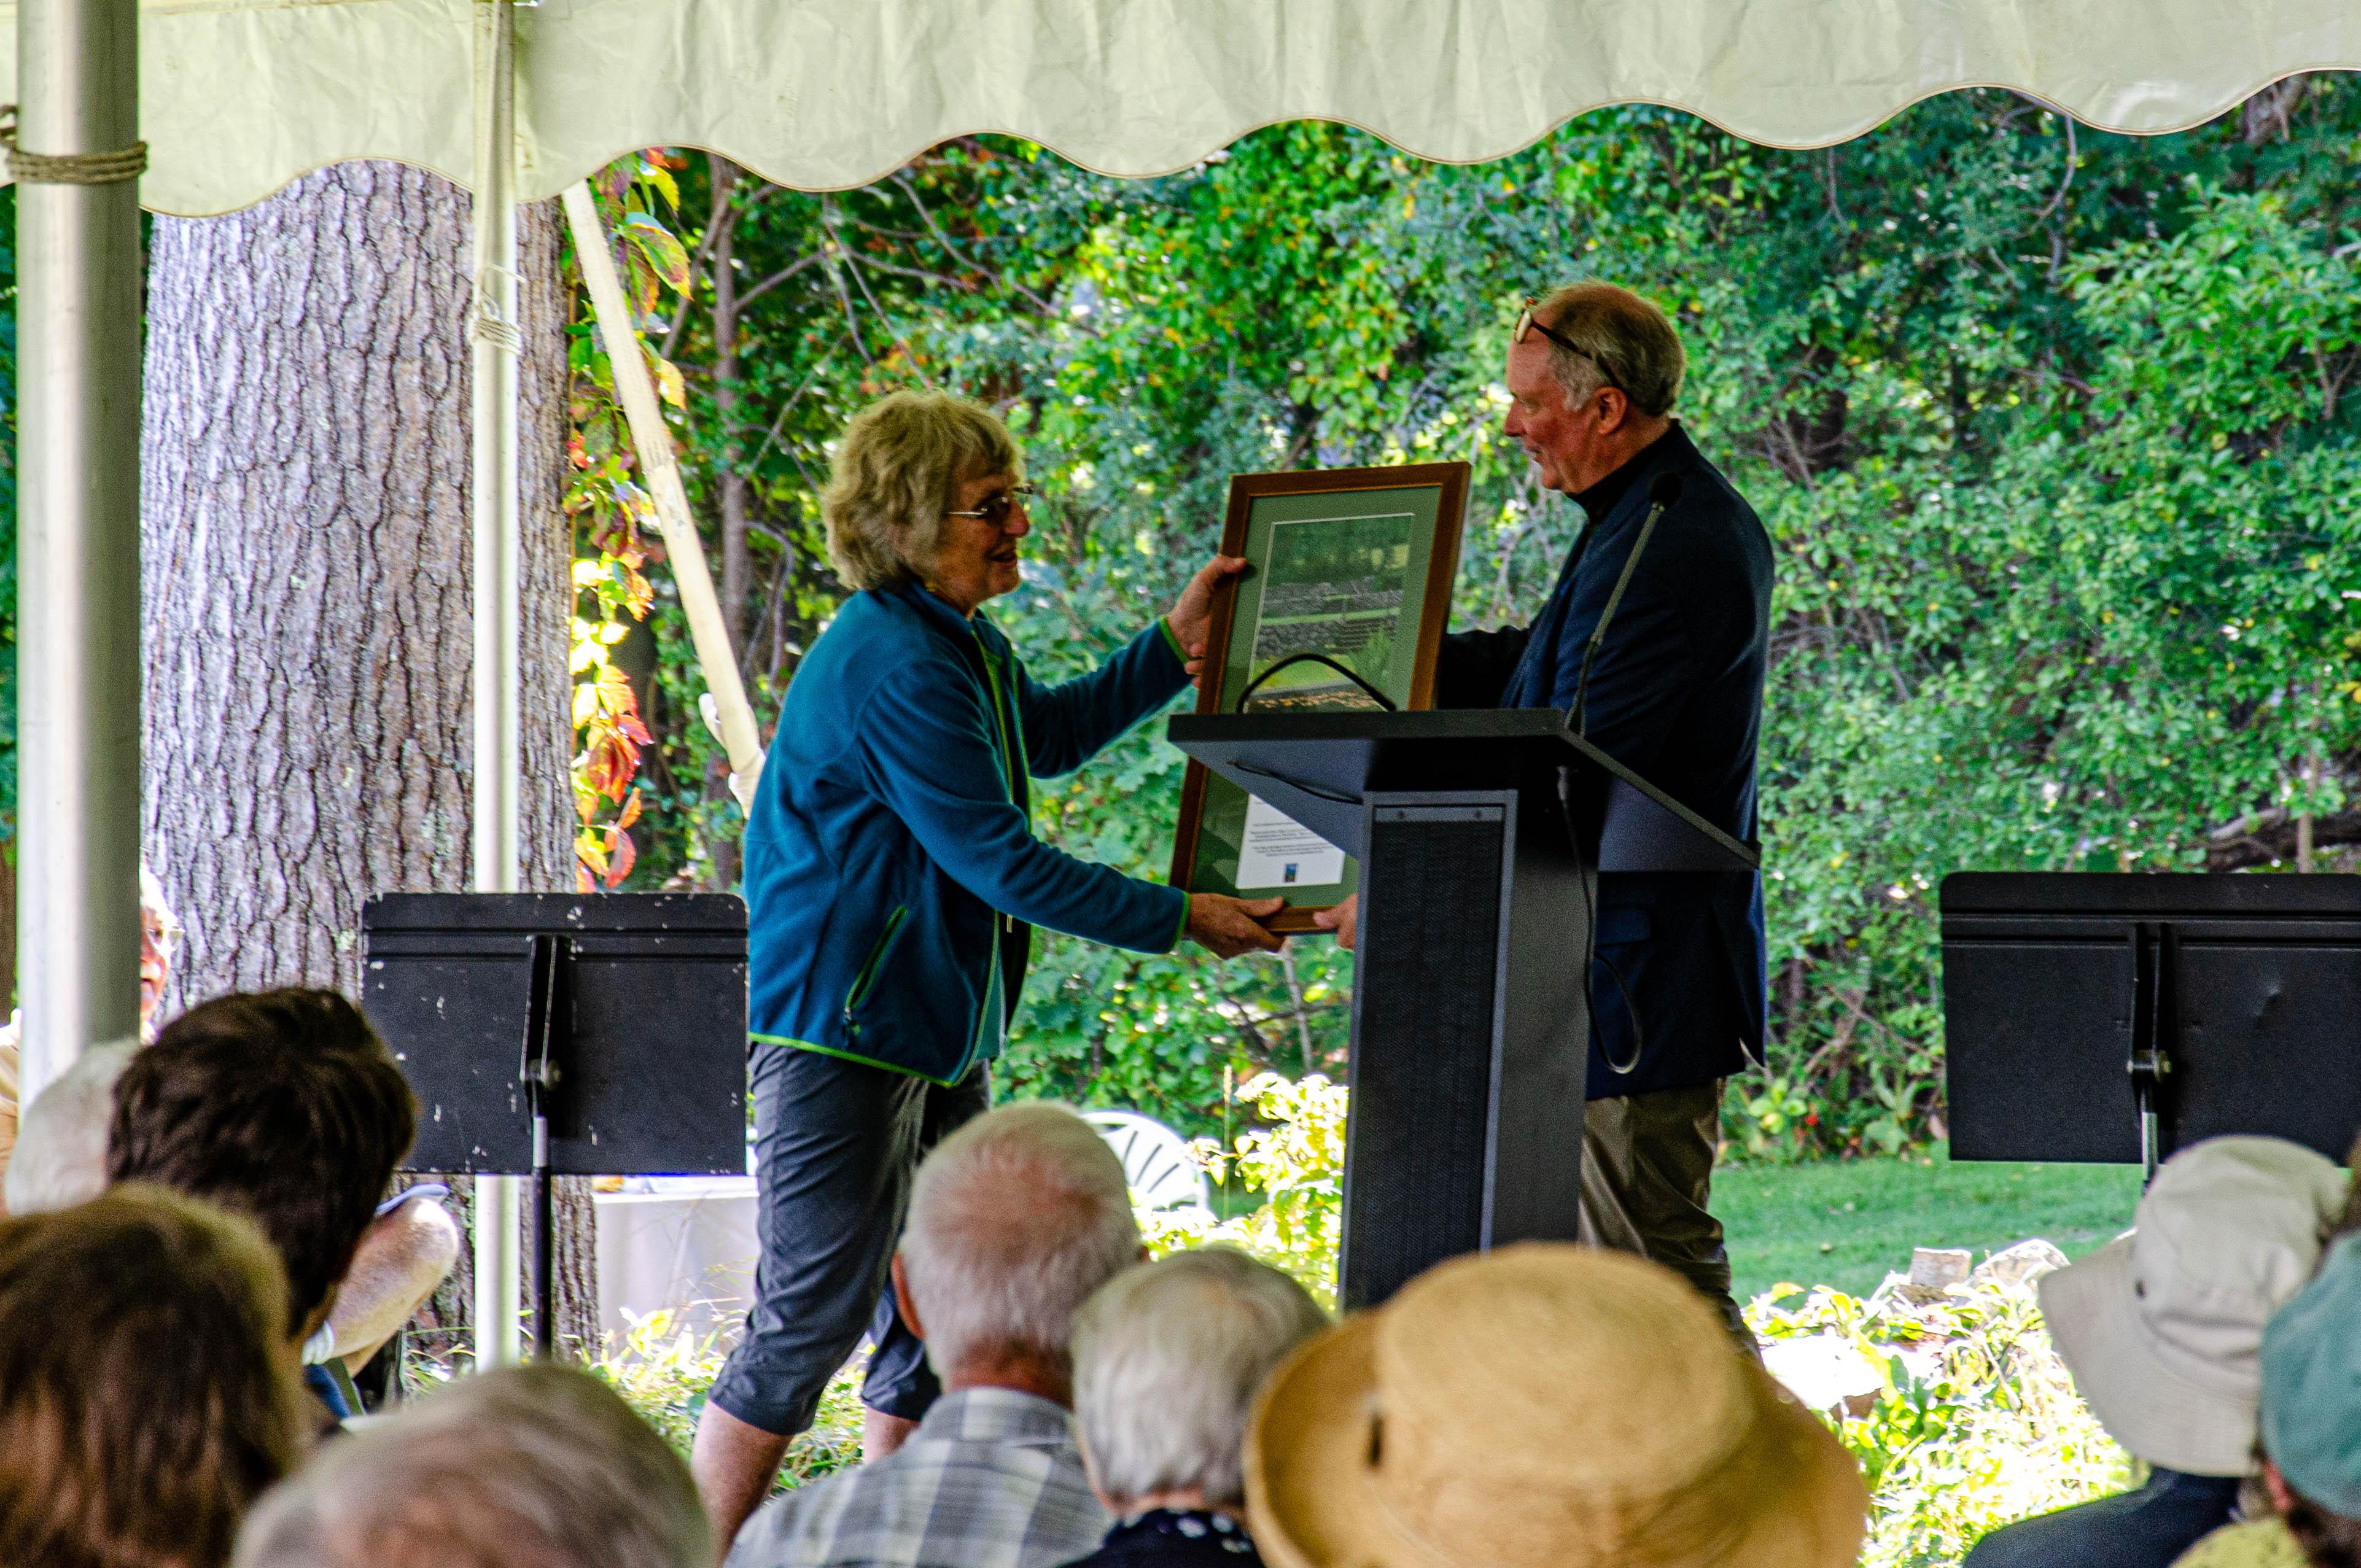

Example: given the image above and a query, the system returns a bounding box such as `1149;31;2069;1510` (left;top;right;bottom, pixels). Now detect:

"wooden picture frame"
1167;462;1470;933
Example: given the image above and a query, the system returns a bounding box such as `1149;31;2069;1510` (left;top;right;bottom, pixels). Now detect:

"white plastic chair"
1085;1108;1215;1220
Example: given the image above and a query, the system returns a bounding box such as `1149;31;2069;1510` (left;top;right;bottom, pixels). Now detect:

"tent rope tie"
0;106;147;185
470;262;524;354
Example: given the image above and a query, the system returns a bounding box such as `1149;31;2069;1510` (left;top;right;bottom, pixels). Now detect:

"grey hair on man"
895;1101;1143;1382
233;1362;709;1568
1531;282;1686;418
1072;1249;1331;1512
823;390;1022;593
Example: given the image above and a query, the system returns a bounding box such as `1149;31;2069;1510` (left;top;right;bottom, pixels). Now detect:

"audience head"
1073;1248;1331;1515
234;1362;709;1568
1245;1243;1866;1568
896;1101;1141;1390
2257;1233;2361;1564
5;1036;138;1215
0;1185;306;1568
2037;1134;2341;1477
141;858;185;1027
109;988;416;1341
823;390;1022;594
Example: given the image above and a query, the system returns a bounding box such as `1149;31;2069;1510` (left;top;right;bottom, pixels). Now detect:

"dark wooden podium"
1170;708;1756;1308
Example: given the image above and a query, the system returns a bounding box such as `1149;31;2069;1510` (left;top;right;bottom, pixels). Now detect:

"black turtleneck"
1570;425;1673;521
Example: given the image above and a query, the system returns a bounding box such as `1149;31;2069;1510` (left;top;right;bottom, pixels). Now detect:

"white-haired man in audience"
234;1361;710;1568
1067;1249;1331;1567
724;1103;1145;1568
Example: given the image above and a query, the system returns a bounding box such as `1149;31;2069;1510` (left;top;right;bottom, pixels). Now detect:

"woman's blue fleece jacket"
743;581;1192;1084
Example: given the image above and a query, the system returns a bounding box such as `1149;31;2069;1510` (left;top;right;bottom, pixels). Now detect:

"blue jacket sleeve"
1016;619;1191;778
1436;626;1531;709
855;654;1188;953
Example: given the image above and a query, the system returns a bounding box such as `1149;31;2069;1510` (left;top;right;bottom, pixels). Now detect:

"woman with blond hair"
694;390;1285;1544
0;1184;310;1568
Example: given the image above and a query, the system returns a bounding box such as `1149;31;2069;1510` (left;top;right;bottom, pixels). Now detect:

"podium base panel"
1341;799;1505;1309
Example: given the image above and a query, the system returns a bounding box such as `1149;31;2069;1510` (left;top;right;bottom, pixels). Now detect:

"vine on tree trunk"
566;152;693;890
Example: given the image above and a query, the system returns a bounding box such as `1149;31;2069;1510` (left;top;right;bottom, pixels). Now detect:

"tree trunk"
139;161;598;1364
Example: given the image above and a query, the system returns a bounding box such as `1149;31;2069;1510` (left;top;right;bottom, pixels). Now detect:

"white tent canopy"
2;0;2357;216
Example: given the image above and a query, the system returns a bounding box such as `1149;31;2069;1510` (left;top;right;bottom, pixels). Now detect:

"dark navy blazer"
1436;422;1772;1098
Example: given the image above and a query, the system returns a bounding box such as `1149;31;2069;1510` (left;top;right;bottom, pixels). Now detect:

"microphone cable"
1566;470;1683;1076
1235;652;1398;712
1571;472;1683;738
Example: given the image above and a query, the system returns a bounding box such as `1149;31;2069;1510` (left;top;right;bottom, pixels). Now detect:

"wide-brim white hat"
2039;1234;2257;1476
2037;1135;2347;1478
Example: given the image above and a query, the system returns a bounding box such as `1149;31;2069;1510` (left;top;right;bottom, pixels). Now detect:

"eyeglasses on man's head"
1514;295;1628;397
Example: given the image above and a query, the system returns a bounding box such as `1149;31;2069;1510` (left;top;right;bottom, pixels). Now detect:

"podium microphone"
1571;471;1682;737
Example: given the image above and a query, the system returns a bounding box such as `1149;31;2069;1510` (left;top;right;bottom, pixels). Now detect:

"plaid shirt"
726;1388;1110;1568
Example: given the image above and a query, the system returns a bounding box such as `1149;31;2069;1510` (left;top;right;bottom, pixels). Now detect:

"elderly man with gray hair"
1317;282;1774;1339
235;1362;709;1568
1066;1249;1331;1567
726;1102;1145;1568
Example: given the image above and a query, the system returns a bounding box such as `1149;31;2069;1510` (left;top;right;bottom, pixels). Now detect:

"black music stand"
361;893;749;1356
1170;708;1756;1308
1943;873;2361;1179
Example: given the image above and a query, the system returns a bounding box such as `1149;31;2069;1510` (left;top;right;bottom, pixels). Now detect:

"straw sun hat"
1244;1244;1867;1568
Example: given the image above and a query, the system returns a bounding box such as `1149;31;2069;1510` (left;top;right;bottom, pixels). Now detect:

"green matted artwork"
1168;462;1469;931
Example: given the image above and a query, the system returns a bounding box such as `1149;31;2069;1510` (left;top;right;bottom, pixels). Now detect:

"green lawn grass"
1717;1143;2144;1303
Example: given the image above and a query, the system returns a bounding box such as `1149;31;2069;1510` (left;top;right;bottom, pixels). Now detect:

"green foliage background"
610;82;2361;1156
17;90;2361;1156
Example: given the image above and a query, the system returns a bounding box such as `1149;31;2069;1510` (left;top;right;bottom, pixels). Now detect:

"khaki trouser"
1577;1079;1749;1343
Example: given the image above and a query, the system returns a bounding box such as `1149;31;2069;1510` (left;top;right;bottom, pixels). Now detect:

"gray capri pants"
706;1042;990;1435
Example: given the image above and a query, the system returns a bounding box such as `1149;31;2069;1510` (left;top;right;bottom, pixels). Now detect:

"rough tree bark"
139;161;597;1362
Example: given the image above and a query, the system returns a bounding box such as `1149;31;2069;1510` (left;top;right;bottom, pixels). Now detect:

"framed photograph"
1168;462;1469;931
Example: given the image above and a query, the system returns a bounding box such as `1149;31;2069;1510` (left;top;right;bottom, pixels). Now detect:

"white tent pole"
14;0;146;1101
561;182;764;798
470;0;524;1370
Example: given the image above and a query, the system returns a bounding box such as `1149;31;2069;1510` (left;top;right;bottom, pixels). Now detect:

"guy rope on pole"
0;105;147;184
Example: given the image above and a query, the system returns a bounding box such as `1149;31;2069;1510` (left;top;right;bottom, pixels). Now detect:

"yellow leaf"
649;347;686;410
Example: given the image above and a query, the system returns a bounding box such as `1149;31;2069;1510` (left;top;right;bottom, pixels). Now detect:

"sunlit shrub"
589;1309;863;1489
1143;1071;1345;1308
1750;1275;2134;1566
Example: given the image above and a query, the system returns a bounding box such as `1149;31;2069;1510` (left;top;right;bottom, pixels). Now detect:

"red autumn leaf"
602;826;637;888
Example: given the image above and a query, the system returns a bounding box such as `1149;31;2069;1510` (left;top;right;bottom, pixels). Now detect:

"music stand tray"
1943;872;2361;1176
362;892;749;1356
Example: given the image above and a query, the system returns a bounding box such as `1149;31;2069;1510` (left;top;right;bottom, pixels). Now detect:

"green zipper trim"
1156;615;1188;665
969;629;1021;806
842;904;909;1020
749;1033;967;1089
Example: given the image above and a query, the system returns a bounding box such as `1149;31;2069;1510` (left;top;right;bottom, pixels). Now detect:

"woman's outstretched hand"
1184;893;1287;958
1166;556;1250;690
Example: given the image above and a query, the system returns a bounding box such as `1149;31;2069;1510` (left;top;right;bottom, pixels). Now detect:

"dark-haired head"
109;988;416;1338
